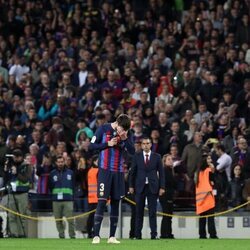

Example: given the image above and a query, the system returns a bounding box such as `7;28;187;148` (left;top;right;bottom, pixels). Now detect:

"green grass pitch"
0;239;250;250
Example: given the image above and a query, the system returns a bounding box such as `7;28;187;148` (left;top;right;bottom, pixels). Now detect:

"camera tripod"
0;184;27;238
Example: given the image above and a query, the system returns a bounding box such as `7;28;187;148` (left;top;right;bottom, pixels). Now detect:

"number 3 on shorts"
99;183;105;192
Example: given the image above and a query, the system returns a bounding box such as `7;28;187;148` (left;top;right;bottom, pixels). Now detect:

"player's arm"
89;126;118;151
121;131;135;155
89;126;109;151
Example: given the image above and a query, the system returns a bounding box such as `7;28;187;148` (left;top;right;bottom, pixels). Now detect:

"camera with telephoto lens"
4;154;14;172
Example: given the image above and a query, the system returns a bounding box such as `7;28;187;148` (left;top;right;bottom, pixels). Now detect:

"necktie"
145;154;149;165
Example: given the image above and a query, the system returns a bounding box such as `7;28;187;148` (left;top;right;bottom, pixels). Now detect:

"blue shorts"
97;168;125;200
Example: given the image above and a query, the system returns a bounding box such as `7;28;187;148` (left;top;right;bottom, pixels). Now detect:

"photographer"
4;149;32;238
0;134;7;188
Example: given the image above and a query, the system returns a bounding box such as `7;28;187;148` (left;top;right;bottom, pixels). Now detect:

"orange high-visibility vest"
195;168;215;215
87;167;98;204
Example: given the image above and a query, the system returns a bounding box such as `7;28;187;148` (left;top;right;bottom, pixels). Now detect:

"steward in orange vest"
86;155;98;238
87;167;98;204
196;167;215;215
195;154;218;239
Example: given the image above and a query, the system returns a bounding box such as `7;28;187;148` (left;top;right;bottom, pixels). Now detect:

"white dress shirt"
216;153;232;182
143;151;151;184
79;70;88;87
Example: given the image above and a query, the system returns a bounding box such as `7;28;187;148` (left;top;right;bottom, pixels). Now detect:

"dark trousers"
128;194;136;238
86;203;97;238
199;208;217;238
135;184;158;238
0;216;3;238
215;172;228;211
159;197;173;238
129;203;136;238
124;192;136;238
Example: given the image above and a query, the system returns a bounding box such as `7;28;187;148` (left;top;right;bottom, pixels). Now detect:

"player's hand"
108;137;118;147
159;188;165;196
129;187;134;194
118;130;128;141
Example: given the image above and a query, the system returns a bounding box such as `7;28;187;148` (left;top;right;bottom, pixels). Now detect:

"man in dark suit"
71;60;88;88
129;137;165;239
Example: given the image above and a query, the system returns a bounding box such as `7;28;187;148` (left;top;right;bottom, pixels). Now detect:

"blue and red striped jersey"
89;123;135;172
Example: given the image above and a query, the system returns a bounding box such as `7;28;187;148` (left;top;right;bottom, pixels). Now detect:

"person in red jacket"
86;155;99;238
195;153;218;239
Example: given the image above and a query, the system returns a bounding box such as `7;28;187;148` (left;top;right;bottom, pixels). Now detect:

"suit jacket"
129;151;165;194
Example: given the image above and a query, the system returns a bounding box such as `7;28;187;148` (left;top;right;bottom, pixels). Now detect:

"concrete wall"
1;211;250;239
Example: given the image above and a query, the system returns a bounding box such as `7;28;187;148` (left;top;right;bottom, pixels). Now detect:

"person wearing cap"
4;149;32;238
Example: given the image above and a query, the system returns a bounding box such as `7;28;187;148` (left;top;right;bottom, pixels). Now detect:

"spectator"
159;154;176;239
181;132;203;197
227;164;244;208
222;125;240;154
198;71;221;112
231;137;250;179
37;96;58;124
73;151;88;212
9;55;30;83
184;118;198;143
214;144;232;211
72;59;88;89
174;89;196;118
164;120;187;154
36;153;53;195
194;102;212;127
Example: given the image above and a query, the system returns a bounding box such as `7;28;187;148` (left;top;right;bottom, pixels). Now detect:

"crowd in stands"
0;0;250;212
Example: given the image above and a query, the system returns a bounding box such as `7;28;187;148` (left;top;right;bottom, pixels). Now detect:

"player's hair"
116;114;131;131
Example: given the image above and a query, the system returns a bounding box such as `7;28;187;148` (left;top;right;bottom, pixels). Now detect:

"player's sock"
93;200;106;236
109;199;120;237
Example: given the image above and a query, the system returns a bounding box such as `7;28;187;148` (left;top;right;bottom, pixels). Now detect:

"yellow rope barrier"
123;197;250;219
0;204;96;221
1;197;249;221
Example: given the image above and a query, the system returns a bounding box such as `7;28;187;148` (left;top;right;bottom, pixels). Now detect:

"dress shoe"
210;236;219;239
166;235;175;239
199;236;207;239
9;234;18;238
151;236;160;240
